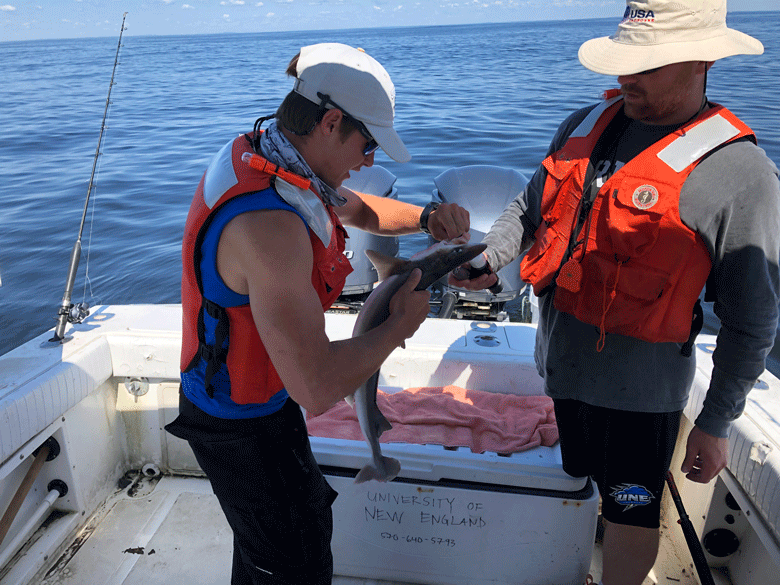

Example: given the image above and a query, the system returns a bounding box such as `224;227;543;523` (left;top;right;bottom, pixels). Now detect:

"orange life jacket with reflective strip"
180;133;352;405
520;97;755;345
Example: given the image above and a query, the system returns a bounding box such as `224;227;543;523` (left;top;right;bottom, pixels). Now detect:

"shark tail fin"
354;456;402;484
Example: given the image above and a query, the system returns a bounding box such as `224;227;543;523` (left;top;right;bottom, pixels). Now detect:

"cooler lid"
310;436;587;493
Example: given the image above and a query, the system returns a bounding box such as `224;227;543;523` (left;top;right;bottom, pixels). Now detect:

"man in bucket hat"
452;2;780;584
166;43;470;584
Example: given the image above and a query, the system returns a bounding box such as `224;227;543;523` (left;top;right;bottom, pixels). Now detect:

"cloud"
0;5;16;11
182;3;194;7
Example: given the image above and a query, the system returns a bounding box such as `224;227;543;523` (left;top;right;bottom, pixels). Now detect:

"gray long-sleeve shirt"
483;103;780;438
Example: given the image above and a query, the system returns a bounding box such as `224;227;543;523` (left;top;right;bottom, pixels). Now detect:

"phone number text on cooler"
380;532;458;548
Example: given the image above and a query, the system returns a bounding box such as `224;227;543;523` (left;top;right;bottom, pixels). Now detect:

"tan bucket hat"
578;0;764;76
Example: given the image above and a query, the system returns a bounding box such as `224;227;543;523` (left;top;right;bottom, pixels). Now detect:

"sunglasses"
317;92;380;157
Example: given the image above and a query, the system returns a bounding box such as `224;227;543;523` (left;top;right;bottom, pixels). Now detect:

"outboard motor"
333;165;400;312
429;165;533;321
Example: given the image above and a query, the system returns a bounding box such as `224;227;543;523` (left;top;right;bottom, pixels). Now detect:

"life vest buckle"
241;152;312;191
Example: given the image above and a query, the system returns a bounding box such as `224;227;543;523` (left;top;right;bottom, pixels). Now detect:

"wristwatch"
419;201;440;235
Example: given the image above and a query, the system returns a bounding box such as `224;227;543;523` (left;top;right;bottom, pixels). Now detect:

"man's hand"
447;253;500;291
427;203;470;241
681;426;729;483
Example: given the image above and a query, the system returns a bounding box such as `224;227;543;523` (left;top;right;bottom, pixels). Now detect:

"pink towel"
306;385;558;455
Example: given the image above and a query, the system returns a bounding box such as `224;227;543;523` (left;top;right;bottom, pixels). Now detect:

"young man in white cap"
452;2;780;584
166;43;470;584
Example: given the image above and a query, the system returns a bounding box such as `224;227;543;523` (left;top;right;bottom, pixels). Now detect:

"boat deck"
21;473;704;585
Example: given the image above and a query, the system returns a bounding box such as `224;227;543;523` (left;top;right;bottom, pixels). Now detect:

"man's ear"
319;107;342;134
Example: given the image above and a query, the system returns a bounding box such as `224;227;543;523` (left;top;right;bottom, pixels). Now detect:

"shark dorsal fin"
365;250;409;282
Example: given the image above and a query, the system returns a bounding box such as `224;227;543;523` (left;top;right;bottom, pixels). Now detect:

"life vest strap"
194;298;231;398
680;299;704;357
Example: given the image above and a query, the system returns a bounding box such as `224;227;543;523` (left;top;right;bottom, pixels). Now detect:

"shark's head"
365;236;486;290
408;239;487;290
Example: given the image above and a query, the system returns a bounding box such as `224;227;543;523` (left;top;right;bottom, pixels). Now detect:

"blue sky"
1;0;775;42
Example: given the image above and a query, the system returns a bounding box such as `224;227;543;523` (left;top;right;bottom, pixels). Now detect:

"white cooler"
316;315;600;584
312;427;598;585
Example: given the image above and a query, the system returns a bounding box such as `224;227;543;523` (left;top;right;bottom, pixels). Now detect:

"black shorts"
166;393;338;584
553;399;681;529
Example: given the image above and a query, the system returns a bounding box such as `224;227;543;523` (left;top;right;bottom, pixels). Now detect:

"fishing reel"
48;302;90;344
59;302;90;324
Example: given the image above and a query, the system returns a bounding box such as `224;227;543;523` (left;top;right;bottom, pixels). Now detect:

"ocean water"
1;13;779;358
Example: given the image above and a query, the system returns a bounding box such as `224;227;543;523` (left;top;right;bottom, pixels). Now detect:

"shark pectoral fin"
365;249;409;281
354;456;402;484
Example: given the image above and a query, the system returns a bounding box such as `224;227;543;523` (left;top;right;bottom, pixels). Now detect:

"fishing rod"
50;12;128;344
665;471;716;585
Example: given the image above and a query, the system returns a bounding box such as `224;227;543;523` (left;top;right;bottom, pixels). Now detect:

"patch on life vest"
610;484;655;511
632;185;659;210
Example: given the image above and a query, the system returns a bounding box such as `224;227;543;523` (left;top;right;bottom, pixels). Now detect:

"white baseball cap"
293;42;411;163
578;0;763;76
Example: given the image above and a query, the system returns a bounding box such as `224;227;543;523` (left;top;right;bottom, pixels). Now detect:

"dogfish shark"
347;237;487;483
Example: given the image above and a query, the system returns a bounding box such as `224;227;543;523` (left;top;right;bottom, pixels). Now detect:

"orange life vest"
180;133;352;405
520;96;755;346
